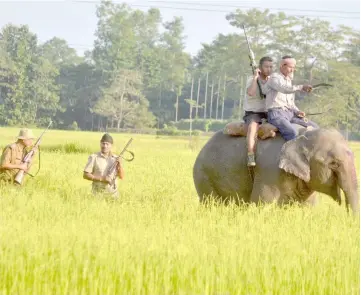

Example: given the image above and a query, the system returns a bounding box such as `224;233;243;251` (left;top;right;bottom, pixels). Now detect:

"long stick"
238;75;243;120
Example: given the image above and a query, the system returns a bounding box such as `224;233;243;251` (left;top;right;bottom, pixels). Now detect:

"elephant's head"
279;128;359;214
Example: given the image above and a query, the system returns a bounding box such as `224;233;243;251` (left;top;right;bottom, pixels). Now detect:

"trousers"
268;108;319;141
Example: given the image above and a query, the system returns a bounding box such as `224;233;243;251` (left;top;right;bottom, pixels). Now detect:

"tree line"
0;0;359;135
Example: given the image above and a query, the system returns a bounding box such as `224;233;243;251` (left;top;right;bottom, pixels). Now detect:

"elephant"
193;124;359;214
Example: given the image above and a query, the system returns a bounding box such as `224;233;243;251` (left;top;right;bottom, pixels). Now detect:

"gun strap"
25;146;41;178
253;74;265;99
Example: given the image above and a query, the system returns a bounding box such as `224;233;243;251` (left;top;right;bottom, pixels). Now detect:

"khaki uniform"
84;152;119;196
0;142;27;184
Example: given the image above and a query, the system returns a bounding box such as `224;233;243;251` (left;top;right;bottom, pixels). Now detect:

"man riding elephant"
243;56;273;167
224;56;319;150
263;56;319;141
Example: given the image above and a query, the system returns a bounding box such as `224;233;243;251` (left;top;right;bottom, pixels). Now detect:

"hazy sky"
0;0;359;56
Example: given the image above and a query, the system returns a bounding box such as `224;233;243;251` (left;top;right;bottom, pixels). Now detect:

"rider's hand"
297;111;306;118
302;85;312;92
253;68;261;79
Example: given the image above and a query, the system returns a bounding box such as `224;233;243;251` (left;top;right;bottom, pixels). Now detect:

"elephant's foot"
277;191;318;208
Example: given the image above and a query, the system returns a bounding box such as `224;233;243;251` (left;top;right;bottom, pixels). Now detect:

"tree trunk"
158;83;162;129
204;72;209;119
216;76;221;120
84;107;88;130
238;75;243;120
196;77;201;118
346;98;349;141
221;73;226;121
189;77;194;136
175;94;179;122
117;119;121;132
120;77;126;131
209;80;214;119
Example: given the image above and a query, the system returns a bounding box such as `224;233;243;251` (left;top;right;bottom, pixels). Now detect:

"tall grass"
0;127;359;295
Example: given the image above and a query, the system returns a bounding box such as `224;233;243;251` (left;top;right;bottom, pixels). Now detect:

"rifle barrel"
34;121;52;147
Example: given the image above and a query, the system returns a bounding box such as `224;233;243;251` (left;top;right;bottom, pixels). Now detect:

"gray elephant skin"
193;125;359;214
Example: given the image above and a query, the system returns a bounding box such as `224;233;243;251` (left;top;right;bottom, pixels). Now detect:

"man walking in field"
243;56;273;167
0;129;36;185
263;56;319;141
83;133;124;198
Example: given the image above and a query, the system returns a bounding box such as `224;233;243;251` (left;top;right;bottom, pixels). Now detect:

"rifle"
14;121;52;185
242;24;265;99
107;138;134;188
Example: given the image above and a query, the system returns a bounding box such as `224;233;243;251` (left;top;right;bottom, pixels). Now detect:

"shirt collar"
99;152;113;158
280;72;292;81
15;142;26;151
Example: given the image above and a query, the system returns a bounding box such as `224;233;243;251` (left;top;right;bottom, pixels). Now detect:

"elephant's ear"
279;135;310;182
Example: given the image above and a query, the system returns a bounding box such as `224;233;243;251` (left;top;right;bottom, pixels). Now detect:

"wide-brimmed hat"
16;128;36;140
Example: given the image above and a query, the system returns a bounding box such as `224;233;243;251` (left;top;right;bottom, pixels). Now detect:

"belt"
269;106;294;112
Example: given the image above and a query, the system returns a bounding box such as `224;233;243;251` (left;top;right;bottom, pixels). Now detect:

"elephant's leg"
196;175;224;206
200;192;220;206
194;172;215;203
278;173;316;207
198;186;221;205
249;171;281;205
249;171;262;204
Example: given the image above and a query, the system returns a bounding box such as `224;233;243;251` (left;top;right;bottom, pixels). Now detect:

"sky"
0;0;359;57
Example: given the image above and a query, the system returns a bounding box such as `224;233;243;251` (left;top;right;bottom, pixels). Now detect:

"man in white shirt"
263;56;318;141
243;56;273;167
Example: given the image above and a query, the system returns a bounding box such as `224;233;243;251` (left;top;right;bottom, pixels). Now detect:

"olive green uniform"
84;152;119;197
0;142;27;184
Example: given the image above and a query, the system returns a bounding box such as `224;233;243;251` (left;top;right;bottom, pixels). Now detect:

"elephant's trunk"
337;151;359;215
335;185;342;206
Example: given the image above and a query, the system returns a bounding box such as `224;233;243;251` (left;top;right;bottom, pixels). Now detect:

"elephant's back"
194;130;284;171
194;130;248;171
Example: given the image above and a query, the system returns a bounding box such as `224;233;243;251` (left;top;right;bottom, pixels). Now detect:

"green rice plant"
0;127;359;295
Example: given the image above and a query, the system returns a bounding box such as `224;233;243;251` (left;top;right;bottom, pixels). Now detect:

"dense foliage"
0;1;359;137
